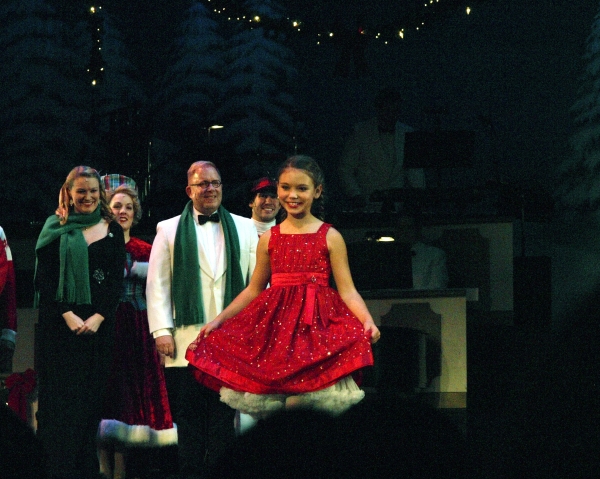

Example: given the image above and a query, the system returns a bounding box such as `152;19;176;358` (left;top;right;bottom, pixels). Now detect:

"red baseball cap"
251;177;277;195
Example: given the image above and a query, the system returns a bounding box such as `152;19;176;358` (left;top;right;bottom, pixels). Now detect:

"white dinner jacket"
339;117;425;198
146;211;258;367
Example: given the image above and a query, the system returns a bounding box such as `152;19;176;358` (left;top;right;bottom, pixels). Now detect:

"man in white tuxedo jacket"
147;161;257;477
339;87;425;207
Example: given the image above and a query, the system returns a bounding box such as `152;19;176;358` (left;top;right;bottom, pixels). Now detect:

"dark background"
104;0;598;195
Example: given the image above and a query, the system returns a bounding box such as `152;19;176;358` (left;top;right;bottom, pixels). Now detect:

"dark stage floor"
464;320;600;479
133;320;600;479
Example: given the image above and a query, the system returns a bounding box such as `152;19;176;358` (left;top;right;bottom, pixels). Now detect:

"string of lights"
203;0;478;44
85;0;481;86
88;4;104;86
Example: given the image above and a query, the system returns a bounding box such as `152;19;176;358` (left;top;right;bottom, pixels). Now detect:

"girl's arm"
199;230;272;337
328;228;380;343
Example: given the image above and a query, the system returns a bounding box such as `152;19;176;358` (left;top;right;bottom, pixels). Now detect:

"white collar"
253;219;276;236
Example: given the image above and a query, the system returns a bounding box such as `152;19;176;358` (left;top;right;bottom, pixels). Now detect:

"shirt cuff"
152;328;173;339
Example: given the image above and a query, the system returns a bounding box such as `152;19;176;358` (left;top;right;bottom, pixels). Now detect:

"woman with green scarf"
34;166;126;479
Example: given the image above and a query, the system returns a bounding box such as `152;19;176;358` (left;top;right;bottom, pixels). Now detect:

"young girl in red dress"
186;155;380;418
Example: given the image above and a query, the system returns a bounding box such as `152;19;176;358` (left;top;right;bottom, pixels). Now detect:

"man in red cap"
248;177;281;237
234;177;282;436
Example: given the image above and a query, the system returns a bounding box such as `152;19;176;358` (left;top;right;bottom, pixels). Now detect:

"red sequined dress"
98;237;177;446
186;223;373;416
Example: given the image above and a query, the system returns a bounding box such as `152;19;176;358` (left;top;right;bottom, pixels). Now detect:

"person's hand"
189;319;223;352
156;335;175;359
199;318;224;339
363;319;380;344
62;311;85;333
79;313;105;335
130;261;149;278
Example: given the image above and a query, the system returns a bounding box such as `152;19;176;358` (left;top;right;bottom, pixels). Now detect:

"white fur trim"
220;376;365;418
292;376;365;416
97;420;178;447
220;388;286;419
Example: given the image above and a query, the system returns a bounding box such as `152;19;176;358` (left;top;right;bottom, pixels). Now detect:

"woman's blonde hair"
56;166;113;225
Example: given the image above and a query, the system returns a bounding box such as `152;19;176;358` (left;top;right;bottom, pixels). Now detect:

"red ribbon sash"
270;272;329;325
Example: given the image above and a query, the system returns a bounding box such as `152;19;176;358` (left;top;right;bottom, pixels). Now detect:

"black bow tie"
197;213;220;225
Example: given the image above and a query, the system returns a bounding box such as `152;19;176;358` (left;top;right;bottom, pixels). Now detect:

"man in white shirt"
146;161;258;477
339;87;425;208
395;216;448;290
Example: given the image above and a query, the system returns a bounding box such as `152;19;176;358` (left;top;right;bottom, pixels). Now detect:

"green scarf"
172;201;244;327
34;207;102;306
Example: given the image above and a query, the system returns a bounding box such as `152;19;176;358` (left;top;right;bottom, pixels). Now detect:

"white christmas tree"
559;7;600;210
95;11;147;124
94;6;149;182
158;1;225;139
216;0;297;162
0;0;94;220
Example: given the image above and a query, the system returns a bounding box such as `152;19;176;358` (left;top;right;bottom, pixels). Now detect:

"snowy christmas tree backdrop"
0;0;299;221
1;0;599;226
559;5;600;210
0;0;487;222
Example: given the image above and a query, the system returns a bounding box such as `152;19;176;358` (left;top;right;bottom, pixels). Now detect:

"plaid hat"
101;174;137;193
251;177;277;195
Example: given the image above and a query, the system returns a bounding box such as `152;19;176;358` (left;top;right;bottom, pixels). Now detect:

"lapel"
213;225;226;282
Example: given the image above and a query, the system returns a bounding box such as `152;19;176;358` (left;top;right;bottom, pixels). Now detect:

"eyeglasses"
189;180;222;189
